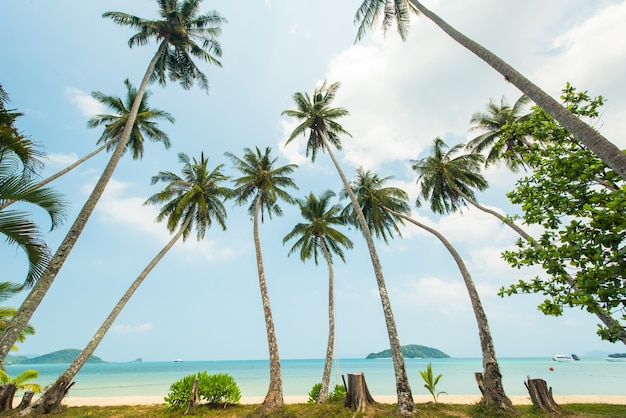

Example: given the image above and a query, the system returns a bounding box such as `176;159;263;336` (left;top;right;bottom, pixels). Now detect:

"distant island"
366;344;449;359
6;349;105;365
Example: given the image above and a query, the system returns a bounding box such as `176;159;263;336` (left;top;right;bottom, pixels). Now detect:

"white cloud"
93;178;234;262
65;87;105;118
44;152;79;168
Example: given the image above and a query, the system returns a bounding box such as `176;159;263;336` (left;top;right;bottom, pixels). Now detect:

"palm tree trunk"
323;140;414;415
0;41;169;364
0;141;112;211
254;196;284;410
21;216;189;415
456;188;626;344
409;0;626;180
317;239;335;404
387;208;514;412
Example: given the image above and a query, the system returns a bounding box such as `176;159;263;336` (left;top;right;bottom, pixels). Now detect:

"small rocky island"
366;344;449;359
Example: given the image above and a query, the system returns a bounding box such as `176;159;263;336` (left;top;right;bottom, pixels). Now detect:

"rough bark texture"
184;378;199;415
16;391;33;410
525;378;563;413
389;210;514;412
344;373;375;413
254;197;284;411
324;142;414;416
0;384;16;412
0;41;168;364
317;240;335;404
409;0;626;180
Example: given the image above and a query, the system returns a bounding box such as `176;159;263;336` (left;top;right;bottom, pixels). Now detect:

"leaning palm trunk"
254;196;284;410
0;141;113;211
455;187;626;344
21;217;190;415
316;240;335;404
388;208;514;411
0;41;169;364
408;0;626;180
323;139;414;415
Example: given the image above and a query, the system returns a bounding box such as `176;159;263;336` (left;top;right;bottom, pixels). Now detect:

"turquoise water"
7;358;625;398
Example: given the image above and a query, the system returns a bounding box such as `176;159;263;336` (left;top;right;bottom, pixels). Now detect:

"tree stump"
474;372;485;395
184;378;199;415
344;373;375;412
525;377;562;413
17;391;34;410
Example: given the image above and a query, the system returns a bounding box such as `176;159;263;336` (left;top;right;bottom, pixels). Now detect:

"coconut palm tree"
0;86;43;178
0;79;174;212
0;282;35;351
0;167;66;287
226;146;297;411
353;0;626;180
466;95;532;170
0;368;41;412
283;190;353;404
27;152;229;413
345;168;514;412
0;0;226;362
282;81;414;415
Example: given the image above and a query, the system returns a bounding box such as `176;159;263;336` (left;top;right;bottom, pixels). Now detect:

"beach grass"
4;402;625;417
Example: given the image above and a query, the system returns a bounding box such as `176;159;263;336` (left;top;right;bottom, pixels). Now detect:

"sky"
2;0;626;363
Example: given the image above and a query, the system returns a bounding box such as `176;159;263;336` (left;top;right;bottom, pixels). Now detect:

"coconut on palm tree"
226;146;298;411
282;81;414;415
345;168;514;412
353;0;626;180
466;95;532;170
283;190;353;404
26;152;230;413
0;0;226;362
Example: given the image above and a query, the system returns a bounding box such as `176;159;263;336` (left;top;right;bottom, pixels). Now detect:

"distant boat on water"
553;354;580;362
174;358;184;363
605;357;626;362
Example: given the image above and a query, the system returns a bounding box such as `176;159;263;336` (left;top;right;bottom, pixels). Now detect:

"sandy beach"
51;394;626;407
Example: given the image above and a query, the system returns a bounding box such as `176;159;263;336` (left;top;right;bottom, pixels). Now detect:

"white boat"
552;354;579;362
174;358;184;363
605;357;626;362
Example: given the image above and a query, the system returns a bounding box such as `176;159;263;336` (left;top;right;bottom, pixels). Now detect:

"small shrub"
308;382;346;403
164;371;241;410
419;363;446;402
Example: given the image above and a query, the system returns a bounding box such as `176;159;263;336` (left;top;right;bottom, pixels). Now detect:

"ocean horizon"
7;357;625;399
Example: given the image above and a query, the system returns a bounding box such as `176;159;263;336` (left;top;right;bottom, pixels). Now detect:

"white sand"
46;394;626;406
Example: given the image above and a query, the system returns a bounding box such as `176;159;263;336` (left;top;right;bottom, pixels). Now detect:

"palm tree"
0;167;66;287
412;137;489;210
282;81;414;415
353;0;626;180
0;78;174;212
0;0;226;362
0;86;43;178
466;94;532;170
226;146;298;411
0;282;35;351
28;152;229;413
283;190;353;404
345;168;514;412
0;368;41;412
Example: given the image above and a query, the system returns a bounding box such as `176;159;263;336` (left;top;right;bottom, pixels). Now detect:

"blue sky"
2;0;626;363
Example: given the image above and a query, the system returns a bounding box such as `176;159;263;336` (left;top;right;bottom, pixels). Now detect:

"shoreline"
46;394;626;407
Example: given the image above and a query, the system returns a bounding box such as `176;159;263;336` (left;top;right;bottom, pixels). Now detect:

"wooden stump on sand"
17;391;34;410
184;378;199;415
525;377;562;413
344;373;375;412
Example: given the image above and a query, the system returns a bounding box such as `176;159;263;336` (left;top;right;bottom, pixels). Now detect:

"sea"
6;357;625;399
